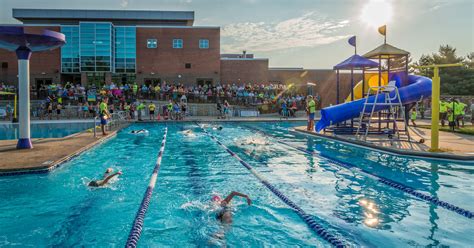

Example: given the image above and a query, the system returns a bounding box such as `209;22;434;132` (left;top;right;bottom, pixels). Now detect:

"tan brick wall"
220;59;269;84
268;69;362;107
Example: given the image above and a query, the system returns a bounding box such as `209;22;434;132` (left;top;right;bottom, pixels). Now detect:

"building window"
147;39;157;48
199;39;209;49
185;63;191;69
173;39;183;49
1;62;7;69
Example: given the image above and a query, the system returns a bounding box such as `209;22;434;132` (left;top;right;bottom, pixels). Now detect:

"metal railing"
94;111;127;137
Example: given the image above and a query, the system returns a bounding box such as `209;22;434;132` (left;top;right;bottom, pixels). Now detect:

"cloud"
221;12;350;52
120;0;129;7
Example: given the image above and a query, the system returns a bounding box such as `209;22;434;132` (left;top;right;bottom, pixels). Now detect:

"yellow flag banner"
378;25;386;36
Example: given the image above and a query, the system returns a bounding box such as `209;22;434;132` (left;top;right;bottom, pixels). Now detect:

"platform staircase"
355;81;411;144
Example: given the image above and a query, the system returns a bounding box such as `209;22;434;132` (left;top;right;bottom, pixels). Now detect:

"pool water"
0;122;92;140
0;122;473;247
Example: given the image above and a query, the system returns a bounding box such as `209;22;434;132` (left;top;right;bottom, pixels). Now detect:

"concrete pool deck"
0;126;124;175
294;120;474;161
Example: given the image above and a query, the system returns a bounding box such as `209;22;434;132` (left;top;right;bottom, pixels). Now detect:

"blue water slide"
316;75;432;132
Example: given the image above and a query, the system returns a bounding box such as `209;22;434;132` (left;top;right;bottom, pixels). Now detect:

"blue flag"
348;36;356;47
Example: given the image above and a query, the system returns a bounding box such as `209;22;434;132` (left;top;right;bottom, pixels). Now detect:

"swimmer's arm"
98;172;122;186
222;191;252;205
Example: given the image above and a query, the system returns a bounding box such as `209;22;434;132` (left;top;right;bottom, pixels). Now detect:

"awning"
333;54;379;70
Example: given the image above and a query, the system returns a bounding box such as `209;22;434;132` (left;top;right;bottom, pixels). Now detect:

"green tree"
466;52;474;69
412;54;434;77
413;45;474;95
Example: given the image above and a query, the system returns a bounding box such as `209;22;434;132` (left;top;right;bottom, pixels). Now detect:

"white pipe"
17;58;32;149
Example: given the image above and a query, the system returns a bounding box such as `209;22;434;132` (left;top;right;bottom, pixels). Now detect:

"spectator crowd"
1;81;315;120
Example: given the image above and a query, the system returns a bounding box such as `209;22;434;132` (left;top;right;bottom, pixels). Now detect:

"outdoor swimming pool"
0;121;93;140
0;122;472;247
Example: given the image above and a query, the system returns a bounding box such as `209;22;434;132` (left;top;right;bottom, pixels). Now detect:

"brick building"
0;8;358;106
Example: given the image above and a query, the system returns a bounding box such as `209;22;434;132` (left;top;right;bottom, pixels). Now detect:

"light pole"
413;63;462;151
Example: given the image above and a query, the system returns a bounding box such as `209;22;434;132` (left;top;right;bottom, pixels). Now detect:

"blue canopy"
333;54;379;70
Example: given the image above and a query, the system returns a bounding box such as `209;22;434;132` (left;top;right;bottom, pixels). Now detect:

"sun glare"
360;0;393;27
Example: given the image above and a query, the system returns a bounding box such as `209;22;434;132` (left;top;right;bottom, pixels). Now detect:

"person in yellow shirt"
148;102;156;120
306;95;316;131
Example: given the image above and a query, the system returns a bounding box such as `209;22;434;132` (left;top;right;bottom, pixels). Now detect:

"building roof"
363;43;410;59
333;54;379;70
12;8;194;26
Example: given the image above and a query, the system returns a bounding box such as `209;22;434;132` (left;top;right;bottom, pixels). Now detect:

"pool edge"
0;125;127;176
293;128;474;163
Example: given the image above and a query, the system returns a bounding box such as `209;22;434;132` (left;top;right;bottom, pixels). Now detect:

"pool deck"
0;126;125;175
294;120;474;162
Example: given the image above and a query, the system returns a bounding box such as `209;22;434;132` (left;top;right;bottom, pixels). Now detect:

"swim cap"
211;195;222;202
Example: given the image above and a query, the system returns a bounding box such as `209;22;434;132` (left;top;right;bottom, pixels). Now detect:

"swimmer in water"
130;129;148;134
88;168;122;187
212;191;251;224
240;137;270;146
212;126;223;131
182;129;195;136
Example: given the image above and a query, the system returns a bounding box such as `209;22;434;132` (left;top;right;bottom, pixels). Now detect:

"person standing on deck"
439;99;448;127
470;100;474;125
148;102;156;120
410;108;417;127
306;95;316;131
137;101;145;121
99;98;111;136
456;100;466;127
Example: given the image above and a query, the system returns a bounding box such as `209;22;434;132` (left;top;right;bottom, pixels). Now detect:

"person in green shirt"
410;109;417;127
456;100;467;127
439;100;448;127
99;98;110;136
132;83;138;97
137;101;145;121
167;100;173;120
306;95;316;131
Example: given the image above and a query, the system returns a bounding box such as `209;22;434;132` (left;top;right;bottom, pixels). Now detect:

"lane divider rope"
245;126;474;220
125;127;168;248
197;123;349;247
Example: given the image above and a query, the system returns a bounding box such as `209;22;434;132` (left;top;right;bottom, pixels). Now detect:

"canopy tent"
333;54;379;70
363;43;409;59
333;54;379;105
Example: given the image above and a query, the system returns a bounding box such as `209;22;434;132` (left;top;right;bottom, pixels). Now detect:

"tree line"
412;45;474;95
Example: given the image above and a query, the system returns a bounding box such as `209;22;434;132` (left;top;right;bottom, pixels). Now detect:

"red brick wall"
0;26;61;85
136;27;220;85
268;69;362;107
220;59;269;84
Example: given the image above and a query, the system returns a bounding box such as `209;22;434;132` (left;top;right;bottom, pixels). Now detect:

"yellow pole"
431;67;440;150
14;94;17;119
412;63;462;151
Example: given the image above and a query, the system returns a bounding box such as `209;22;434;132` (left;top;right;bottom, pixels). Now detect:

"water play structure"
316;31;433;137
0;26;65;149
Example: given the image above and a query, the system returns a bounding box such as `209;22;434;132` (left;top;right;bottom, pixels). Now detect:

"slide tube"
316;75;432;132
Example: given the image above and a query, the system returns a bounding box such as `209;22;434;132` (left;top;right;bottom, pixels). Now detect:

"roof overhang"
12;8;195;26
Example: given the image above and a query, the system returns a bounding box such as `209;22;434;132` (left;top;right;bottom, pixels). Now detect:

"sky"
0;0;473;69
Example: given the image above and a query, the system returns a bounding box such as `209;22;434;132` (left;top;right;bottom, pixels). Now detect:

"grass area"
418;125;474;136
